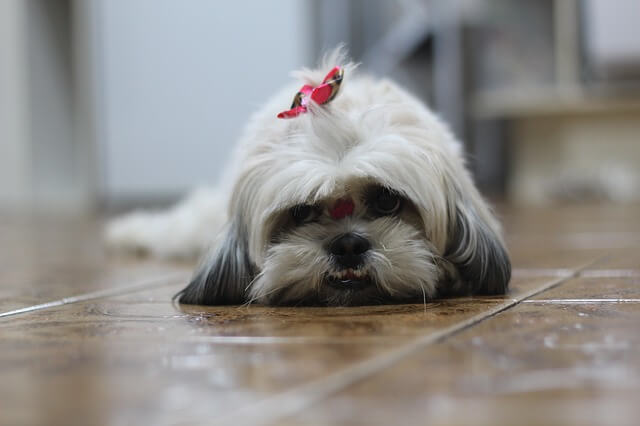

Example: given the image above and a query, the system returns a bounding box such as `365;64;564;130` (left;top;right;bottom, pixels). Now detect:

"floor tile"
499;204;640;235
580;248;640;273
0;337;387;426
2;205;639;425
0;290;514;426
508;246;607;270
528;276;640;301
0;272;558;426
278;302;640;426
0;216;191;314
0;297;500;342
476;275;567;300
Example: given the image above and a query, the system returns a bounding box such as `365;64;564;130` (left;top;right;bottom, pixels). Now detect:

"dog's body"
107;50;511;306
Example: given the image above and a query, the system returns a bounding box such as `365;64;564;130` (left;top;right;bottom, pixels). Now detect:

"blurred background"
1;0;639;215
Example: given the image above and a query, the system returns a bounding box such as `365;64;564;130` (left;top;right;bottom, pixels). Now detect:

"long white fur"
106;188;227;259
106;47;509;305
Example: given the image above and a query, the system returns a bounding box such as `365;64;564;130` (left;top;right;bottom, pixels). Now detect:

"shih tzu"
107;49;511;306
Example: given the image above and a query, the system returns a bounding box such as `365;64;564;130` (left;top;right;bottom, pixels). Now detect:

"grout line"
178;336;402;345
524;298;640;304
579;269;640;278
512;268;574;278
0;272;189;319
208;260;598;426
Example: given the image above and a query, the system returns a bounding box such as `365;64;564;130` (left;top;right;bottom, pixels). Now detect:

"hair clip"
277;66;343;119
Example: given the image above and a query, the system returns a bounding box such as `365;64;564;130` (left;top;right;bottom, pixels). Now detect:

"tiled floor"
1;205;639;426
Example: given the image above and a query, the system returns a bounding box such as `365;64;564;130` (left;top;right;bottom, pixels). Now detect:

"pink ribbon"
277;66;344;119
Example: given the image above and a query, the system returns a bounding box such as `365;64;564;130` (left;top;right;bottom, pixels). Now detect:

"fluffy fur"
107;49;511;306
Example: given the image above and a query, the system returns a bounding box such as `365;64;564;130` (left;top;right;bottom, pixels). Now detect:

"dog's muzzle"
326;233;373;290
329;233;370;268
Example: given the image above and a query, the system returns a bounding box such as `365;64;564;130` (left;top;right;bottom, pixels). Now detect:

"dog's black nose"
329;233;370;268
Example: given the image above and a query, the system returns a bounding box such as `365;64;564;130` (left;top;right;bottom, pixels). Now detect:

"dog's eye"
372;188;402;216
290;204;320;225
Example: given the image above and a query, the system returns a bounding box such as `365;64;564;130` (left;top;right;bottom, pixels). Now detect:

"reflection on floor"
1;204;639;426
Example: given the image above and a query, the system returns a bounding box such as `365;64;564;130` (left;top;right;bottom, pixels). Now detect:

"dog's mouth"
325;268;373;291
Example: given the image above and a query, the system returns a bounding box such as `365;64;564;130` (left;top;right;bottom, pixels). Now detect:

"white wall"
0;0;30;208
94;0;313;202
585;0;640;73
27;0;82;210
0;0;90;212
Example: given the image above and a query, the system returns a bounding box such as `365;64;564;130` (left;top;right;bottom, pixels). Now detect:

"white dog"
107;49;510;306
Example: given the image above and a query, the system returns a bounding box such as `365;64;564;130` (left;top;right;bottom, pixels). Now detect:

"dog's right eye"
367;186;402;217
290;204;320;225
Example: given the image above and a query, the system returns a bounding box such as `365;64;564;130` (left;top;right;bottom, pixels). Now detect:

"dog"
107;49;511;306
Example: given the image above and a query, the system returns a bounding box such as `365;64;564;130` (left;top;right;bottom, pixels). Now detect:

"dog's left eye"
290;204;320;225
371;188;402;216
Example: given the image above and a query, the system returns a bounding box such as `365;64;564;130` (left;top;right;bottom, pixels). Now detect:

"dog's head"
178;54;510;306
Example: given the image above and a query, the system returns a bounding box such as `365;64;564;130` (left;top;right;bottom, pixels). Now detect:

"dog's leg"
105;187;226;259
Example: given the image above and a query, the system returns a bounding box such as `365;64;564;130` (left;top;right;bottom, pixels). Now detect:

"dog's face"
252;181;440;305
177;60;511;306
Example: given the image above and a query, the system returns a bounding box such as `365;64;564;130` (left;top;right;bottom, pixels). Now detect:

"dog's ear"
175;223;254;305
444;196;511;295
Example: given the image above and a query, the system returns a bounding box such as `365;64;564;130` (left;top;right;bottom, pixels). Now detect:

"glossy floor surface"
1;205;639;426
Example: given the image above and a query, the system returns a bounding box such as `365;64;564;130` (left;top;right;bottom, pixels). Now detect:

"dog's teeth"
329;268;371;280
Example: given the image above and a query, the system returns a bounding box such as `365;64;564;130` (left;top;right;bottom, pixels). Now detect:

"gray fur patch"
175;222;255;305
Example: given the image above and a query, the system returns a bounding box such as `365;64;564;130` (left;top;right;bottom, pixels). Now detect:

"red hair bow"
277;66;344;119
